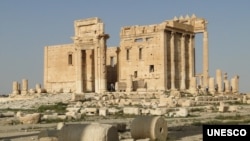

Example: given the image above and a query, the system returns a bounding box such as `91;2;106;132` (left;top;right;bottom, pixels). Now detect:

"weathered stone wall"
119;25;166;91
44;44;76;93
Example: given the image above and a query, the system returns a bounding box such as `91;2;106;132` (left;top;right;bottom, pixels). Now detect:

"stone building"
44;17;109;94
44;15;238;94
118;14;208;92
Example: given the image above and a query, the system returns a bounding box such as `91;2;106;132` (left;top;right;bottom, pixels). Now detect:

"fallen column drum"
58;123;119;141
130;116;168;141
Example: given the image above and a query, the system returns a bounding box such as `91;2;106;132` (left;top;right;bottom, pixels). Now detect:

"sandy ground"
0;93;250;141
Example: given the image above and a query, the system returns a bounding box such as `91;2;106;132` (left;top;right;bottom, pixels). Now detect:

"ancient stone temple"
44;15;239;94
118;15;208;92
44;17;109;93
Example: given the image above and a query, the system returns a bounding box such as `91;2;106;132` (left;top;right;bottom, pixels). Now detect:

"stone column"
188;34;195;88
231;75;239;93
224;80;230;93
12;81;19;94
76;49;83;93
216;69;223;93
86;49;94;92
180;33;186;90
36;83;42;94
126;75;133;92
94;45;99;93
163;30;168;90
209;77;215;95
35;84;41;90
189;77;197;94
203;31;209;89
21;79;28;95
170;31;175;90
95;34;109;93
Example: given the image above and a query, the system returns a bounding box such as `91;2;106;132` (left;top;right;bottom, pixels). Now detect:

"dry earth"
0;93;250;141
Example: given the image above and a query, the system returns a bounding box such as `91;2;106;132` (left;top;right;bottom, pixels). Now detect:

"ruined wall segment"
44;44;76;93
44;17;109;94
118;16;197;92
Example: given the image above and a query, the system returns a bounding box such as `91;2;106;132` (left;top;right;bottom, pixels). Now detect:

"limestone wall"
44;44;76;93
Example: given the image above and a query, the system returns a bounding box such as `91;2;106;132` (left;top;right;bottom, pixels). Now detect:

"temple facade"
44;15;239;94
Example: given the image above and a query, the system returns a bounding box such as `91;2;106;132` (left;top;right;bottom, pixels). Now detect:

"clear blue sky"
0;1;249;94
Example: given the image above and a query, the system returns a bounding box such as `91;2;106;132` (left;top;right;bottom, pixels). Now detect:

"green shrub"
37;102;67;114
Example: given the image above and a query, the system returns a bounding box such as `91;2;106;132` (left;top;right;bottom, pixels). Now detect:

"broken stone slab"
66;107;80;113
228;106;238;112
130;116;168;141
75;101;83;107
42;114;59;120
65;111;81;120
83;107;98;115
71;93;85;101
99;108;108;116
175;108;189;117
18;113;41;124
141;109;150;115
149;108;167;116
58;123;119;141
0;111;15;117
218;102;229;112
181;99;195;107
108;108;121;115
123;107;141;115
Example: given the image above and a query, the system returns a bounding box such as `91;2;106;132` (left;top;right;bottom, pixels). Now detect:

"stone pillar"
203;31;209;89
224;80;230;93
36;84;42;94
100;34;109;93
126;75;133;92
180;34;186;90
21;79;28;95
86;50;94;92
163;30;168;90
216;69;223;93
76;49;83;93
170;31;175;90
95;34;109;93
12;81;19;94
209;77;215;95
188;34;195;88
231;75;239;93
189;77;197;94
94;45;99;93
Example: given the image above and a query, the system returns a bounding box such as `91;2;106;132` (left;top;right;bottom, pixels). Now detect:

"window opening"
149;65;154;72
134;71;138;78
126;49;130;60
110;56;114;67
139;48;142;60
68;54;73;65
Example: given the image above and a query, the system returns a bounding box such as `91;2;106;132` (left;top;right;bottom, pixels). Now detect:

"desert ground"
0;92;250;141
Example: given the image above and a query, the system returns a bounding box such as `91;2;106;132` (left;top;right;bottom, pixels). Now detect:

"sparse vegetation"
37;102;68;114
189;107;205;112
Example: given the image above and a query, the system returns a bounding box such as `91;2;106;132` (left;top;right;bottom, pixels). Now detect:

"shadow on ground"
167;125;202;141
